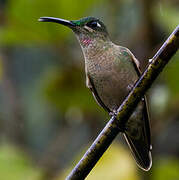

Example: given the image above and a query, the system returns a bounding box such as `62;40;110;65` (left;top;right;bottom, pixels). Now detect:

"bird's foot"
109;110;117;117
109;110;126;133
127;84;134;91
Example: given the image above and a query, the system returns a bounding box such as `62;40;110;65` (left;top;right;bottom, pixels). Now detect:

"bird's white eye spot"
97;22;101;28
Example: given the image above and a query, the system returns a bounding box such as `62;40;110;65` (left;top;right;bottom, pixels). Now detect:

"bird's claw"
109;110;117;117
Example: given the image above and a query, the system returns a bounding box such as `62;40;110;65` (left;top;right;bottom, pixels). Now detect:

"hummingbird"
39;16;152;171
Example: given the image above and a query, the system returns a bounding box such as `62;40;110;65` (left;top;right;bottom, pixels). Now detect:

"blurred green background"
0;0;179;179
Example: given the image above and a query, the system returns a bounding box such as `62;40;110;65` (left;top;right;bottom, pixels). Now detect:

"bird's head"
39;16;110;47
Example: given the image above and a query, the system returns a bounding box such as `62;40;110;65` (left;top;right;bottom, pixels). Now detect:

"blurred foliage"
163;53;179;99
57;143;139;180
42;65;102;114
0;56;3;81
151;157;179;180
1;0;103;44
0;143;43;180
154;1;179;32
154;1;179;99
0;0;179;179
150;84;170;117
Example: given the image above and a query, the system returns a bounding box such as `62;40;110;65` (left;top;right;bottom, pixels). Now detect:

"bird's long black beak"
38;17;76;28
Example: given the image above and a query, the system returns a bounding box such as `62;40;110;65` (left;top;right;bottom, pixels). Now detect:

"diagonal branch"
66;25;179;180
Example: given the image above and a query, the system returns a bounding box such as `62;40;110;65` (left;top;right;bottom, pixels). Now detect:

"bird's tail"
123;98;152;171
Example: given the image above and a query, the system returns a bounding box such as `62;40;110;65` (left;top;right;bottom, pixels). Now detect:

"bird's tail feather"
123;98;152;171
123;133;152;171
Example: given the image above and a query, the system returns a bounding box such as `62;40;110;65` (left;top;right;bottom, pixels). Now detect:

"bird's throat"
80;37;92;47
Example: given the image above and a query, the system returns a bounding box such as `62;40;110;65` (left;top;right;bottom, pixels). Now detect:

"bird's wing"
86;73;111;114
121;48;152;170
126;48;141;76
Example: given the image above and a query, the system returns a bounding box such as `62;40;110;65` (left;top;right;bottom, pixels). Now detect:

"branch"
66;25;179;180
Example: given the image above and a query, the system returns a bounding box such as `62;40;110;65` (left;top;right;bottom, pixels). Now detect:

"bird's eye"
87;21;101;28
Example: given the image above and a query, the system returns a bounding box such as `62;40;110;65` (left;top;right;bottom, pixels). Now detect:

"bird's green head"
39;16;110;47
